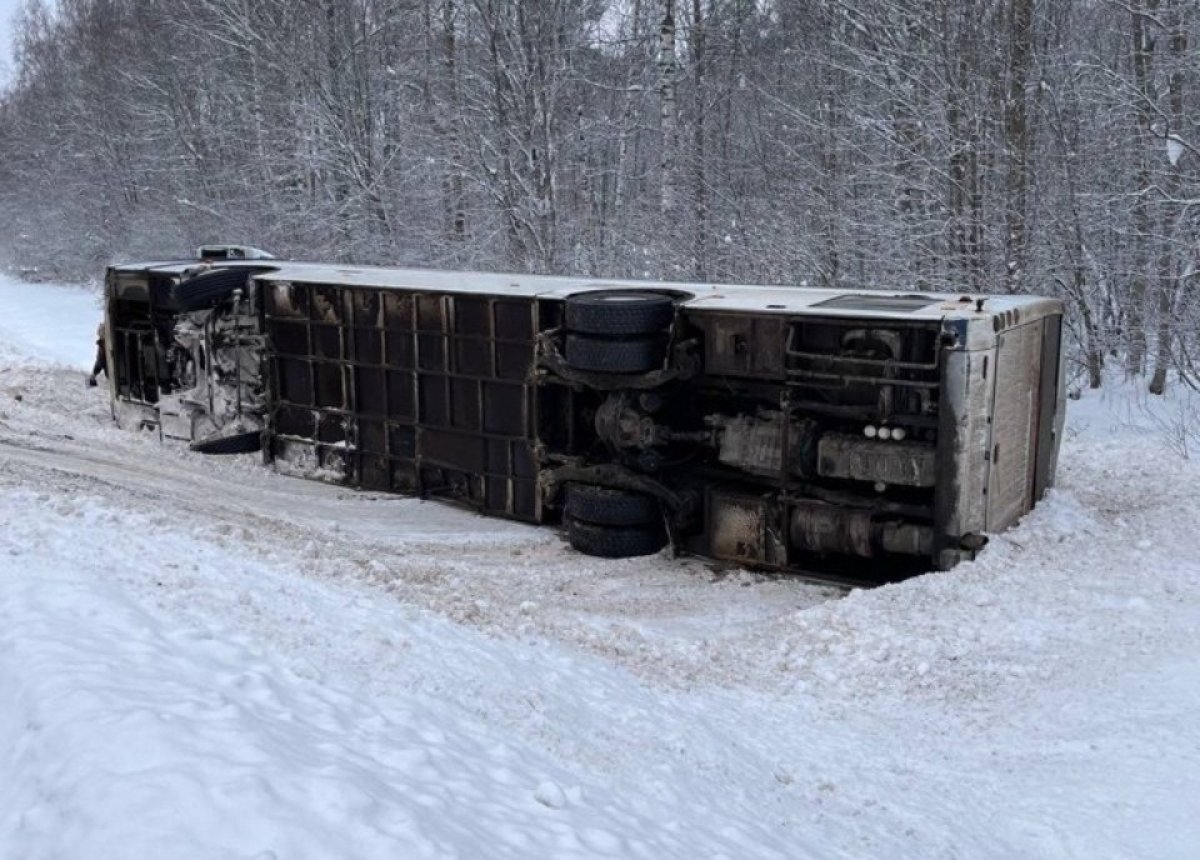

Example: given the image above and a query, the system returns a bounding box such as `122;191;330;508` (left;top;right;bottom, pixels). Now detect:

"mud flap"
190;430;262;455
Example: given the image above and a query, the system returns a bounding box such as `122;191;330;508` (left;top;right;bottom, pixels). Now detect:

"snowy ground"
2;273;1199;859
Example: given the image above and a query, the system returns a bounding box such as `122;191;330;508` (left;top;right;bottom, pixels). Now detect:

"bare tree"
0;0;1197;398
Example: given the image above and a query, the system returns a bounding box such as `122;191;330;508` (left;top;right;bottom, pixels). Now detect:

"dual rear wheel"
563;483;666;559
562;291;675;374
559;291;676;558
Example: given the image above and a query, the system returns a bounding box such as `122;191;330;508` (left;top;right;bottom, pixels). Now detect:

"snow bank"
0;486;806;859
0;274;101;369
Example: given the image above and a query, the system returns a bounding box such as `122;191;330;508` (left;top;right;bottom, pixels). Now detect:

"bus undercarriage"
104;257;1065;580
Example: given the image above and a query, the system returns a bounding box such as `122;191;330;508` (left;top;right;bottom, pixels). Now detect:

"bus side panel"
261;280;543;523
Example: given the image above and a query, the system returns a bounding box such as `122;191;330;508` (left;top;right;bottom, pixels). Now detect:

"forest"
0;0;1196;393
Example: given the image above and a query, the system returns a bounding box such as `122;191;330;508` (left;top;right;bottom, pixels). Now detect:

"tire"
566;483;661;527
564;333;665;373
565;291;675;337
566;517;667;559
163;268;257;313
190;429;262;455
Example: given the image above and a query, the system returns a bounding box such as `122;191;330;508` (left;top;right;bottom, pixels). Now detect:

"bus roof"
109;259;1062;323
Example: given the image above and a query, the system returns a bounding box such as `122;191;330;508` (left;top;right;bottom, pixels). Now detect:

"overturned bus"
102;255;1065;578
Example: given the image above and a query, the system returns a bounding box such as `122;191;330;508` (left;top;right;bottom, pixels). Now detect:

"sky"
0;0;22;85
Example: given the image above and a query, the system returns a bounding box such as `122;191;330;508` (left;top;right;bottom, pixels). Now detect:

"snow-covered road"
2;275;1199;859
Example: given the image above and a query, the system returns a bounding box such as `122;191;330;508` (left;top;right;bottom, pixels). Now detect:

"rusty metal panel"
708;493;769;564
816;434;936;487
987;321;1043;531
700;313;786;378
789;502;874;557
933;343;994;560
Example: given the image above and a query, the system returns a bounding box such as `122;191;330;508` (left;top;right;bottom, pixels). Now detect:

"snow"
2;490;804;859
0;272;101;368
1167;134;1185;167
3;279;1200;858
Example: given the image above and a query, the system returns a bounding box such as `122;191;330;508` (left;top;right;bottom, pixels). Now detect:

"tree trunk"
441;0;467;240
690;0;709;280
658;0;678;216
1003;0;1034;293
1150;2;1185;395
1128;0;1156;375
